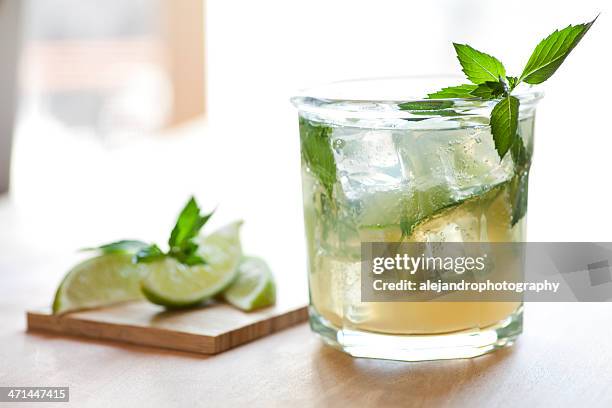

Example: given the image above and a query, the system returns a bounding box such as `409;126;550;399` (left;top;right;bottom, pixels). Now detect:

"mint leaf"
398;100;454;110
469;80;506;99
410;109;466;117
509;136;531;225
399;100;467;118
519;18;596;84
510;172;529;226
175;253;206;266
427;84;477;99
166;197;213;266
133;244;165;263
510;135;529;170
81;240;149;255
169;197;213;250
400;216;412;241
169;239;207;265
299;118;336;198
506;76;518;90
401;118;428;122
490;95;520;159
453;43;506;84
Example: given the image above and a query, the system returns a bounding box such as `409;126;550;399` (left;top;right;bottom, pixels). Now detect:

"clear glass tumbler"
291;76;542;361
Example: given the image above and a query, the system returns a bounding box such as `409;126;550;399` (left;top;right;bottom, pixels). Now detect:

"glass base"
309;306;522;362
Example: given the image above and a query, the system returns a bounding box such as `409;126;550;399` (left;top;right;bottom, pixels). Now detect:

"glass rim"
290;75;544;119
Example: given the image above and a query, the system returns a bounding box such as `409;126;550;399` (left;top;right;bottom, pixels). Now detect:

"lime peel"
52;253;147;314
223;256;276;311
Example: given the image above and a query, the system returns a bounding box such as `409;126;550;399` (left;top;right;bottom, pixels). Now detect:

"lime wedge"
141;221;243;308
52;253;147;314
223;256;276;311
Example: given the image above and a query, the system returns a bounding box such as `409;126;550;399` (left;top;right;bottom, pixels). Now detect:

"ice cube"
331;127;403;199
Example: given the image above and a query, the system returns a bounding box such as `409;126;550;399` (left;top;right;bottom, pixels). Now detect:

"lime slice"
357;185;455;239
141;221;243;308
223;256;276;311
52;253;147;314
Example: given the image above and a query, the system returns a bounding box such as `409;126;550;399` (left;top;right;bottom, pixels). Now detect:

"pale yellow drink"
307;180;523;334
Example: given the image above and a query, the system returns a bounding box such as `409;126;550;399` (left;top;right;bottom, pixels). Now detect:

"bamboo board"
27;299;308;355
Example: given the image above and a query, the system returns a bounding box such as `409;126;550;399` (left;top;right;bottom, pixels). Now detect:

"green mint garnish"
398;101;454;110
167;197;214;265
510;135;529;171
85;197;214;266
490;95;520;159
168;197;213;254
509;134;531;226
428;17;597;160
81;240;150;255
299;117;336;199
427;84;477;99
506;76;519;89
510;172;530;226
519;18;597;84
470;80;506;99
133;244;165;263
453;43;507;84
398;100;468;119
400;215;413;241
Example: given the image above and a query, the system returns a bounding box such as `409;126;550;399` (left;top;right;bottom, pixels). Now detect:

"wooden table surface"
4;296;612;407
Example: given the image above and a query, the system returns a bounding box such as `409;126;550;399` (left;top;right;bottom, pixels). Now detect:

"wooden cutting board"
27;299;308;355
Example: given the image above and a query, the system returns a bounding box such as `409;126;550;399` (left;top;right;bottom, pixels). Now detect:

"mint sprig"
86;197;214;266
428;17;596;159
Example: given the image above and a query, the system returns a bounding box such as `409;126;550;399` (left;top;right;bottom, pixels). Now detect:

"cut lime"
357;185;455;235
52;253;147;314
141;221;243;308
223;256;276;311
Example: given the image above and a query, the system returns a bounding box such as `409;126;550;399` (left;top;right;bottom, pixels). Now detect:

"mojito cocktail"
292;77;542;361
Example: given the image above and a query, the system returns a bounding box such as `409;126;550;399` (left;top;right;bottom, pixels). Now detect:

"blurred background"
0;0;610;300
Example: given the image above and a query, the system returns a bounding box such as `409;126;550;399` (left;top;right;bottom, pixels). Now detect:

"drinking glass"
291;76;542;361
